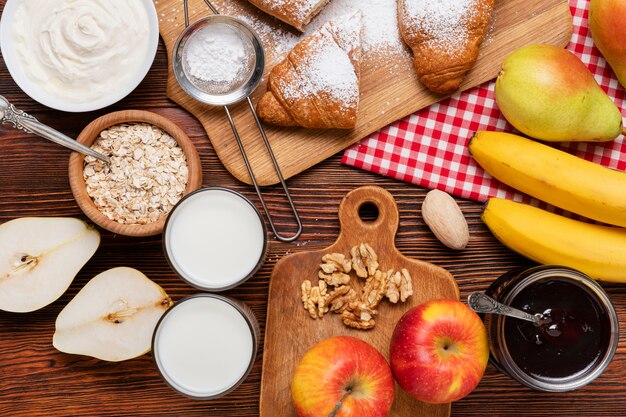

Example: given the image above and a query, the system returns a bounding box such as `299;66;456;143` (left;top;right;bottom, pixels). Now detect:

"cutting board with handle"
155;0;573;186
259;186;460;416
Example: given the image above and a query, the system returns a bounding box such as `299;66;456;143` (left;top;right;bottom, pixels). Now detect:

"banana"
482;198;626;282
469;131;626;227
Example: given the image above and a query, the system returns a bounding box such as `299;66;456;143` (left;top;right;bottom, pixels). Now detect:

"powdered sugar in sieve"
182;22;257;95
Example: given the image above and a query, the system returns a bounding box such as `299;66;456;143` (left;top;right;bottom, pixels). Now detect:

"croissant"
247;0;332;32
257;12;363;129
398;0;496;94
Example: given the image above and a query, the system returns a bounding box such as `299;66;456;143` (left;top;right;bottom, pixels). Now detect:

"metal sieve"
172;15;264;106
172;0;302;243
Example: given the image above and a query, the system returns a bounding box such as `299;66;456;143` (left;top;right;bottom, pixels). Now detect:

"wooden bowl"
69;110;203;237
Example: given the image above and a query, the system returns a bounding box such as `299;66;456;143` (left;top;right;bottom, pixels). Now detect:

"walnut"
385;270;400;303
318;272;351;286
386;268;414;303
342;301;377;330
301;280;329;319
303;244;413;329
361;270;387;309
301;280;316;318
320;253;352;274
351;243;379;278
327;285;357;313
319;253;352;285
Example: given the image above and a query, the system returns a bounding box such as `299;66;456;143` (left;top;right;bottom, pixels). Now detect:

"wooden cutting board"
259;186;460;416
156;0;573;186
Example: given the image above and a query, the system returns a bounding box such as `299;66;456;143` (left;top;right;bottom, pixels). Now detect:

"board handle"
337;186;399;247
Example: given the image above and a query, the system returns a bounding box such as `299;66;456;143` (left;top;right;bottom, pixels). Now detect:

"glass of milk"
152;294;259;399
163;187;267;291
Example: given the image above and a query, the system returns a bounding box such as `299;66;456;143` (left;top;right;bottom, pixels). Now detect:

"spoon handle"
467;292;539;324
0;95;109;163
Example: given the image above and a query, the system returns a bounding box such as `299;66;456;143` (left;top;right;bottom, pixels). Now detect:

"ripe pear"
590;0;626;88
53;267;172;362
0;217;100;313
495;44;624;141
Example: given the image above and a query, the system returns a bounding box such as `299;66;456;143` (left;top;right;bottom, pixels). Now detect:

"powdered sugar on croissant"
398;0;496;94
257;11;363;129
247;0;332;31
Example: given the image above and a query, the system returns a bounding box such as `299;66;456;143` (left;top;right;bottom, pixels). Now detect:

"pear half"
53;267;173;362
0;217;100;313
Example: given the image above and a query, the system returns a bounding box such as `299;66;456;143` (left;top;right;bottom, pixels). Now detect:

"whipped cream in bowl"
0;0;159;112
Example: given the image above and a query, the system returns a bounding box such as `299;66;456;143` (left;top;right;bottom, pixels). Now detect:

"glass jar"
151;294;259;399
163;187;267;292
485;265;619;392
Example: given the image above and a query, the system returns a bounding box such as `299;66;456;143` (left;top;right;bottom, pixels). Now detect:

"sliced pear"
0;217;100;313
53;267;173;362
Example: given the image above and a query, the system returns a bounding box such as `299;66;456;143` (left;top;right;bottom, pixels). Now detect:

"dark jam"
504;277;611;380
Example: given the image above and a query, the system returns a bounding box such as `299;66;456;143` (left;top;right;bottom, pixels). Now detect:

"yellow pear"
495;44;624;141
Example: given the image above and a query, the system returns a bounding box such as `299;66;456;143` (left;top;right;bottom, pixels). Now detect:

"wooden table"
1;6;625;417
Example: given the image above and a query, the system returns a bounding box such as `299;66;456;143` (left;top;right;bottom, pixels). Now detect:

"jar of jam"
485;265;619;392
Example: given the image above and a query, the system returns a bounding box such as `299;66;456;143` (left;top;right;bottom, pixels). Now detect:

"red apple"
291;335;395;417
390;299;488;404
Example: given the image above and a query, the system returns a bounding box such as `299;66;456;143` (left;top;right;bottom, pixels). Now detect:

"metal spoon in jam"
467;292;545;325
467;292;585;346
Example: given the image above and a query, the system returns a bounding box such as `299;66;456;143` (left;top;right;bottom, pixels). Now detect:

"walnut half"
351;243;379;278
301;280;329;319
385;268;413;303
327;285;357;313
342;301;377;330
318;270;351;286
319;251;352;286
321;253;352;274
361;270;387;309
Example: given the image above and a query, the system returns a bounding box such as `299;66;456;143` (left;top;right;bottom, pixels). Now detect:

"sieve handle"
224;100;303;242
181;0;303;242
184;0;220;27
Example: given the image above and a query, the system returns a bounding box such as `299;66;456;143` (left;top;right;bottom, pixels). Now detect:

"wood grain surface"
1;1;626;416
260;186;459;417
157;0;573;186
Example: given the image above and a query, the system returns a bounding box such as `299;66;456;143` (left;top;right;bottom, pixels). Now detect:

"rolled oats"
83;123;189;225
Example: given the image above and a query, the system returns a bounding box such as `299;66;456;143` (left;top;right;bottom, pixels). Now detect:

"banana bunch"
470;131;626;281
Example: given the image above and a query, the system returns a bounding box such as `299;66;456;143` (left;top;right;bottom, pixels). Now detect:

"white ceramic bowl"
0;0;159;112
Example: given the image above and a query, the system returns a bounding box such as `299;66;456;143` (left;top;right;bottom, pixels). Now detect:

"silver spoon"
0;95;109;163
467;292;544;326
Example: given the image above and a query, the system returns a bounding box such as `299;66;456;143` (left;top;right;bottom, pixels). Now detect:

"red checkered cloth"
342;0;626;202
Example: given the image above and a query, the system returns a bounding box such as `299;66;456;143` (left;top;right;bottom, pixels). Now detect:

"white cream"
164;189;265;290
12;0;151;103
153;296;255;398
